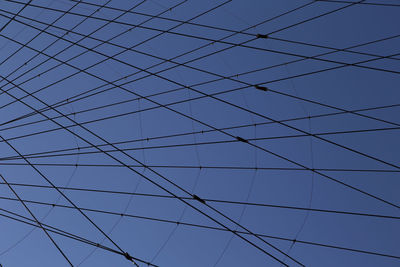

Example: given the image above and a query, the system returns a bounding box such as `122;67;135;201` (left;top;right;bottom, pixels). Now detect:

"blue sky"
0;0;398;266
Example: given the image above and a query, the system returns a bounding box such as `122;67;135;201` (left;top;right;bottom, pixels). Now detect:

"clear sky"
0;0;398;266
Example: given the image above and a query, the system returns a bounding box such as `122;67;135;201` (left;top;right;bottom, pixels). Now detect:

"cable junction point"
193;194;206;204
236;136;249;143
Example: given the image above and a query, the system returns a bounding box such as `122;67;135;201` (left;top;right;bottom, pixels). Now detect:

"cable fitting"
256;33;268;39
236;136;249;143
124;252;133;261
193;194;206;204
255;85;268;91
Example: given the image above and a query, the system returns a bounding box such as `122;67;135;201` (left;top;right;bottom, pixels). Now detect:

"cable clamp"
256;33;268;39
236;136;249;143
193;194;206;204
255;85;268;91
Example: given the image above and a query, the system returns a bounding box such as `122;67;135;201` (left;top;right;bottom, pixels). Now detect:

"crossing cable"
69;0;315;40
2;2;398;89
1;37;399;213
0;87;142;265
0;0;390;264
0;77;398;135
3;48;396;220
145;75;206;264
0;173;74;266
0;32;399;148
1;20;398;180
1;0;396;250
4;0;372;67
268;0;364;36
0;14;398;138
0;0;83;78
0;0;318;107
0;2;378;129
0;1;74;265
0;0;227;89
2;0;396;264
1;40;399;133
2;125;400;163
0;0;188;109
0;193;398;260
61;0;400;59
1;9;399;101
0;5;322;260
1;44;399;214
2;2;157;266
0;0;30;33
0;206;157;266
0;4;334;266
3;29;399;134
0;0;141;261
2;0;318;55
0;0;172;264
0;63;397;266
0;208;112;251
5;3;397;75
0;1;319;118
0;67;301;267
0;0;231;112
0;10;398;138
0;183;398;220
1;8;398;176
0;127;142;265
0;72;399;157
0;57;305;267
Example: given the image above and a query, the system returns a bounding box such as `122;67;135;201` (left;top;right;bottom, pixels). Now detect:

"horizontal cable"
0;162;400;173
0;207;156;266
1;126;400;162
0;162;398;173
0;9;397;136
0;193;398;260
0;182;398;220
1;5;398;82
0;5;397;132
1;45;399;214
0;29;398;174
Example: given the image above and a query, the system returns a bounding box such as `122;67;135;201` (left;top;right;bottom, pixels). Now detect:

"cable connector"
254;85;268;91
236;136;249;143
193;194;206;204
256;33;268;39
